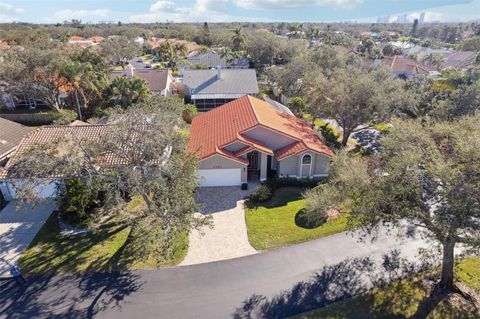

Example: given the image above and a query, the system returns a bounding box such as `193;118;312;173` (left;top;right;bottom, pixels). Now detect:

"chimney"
216;65;221;79
127;65;134;77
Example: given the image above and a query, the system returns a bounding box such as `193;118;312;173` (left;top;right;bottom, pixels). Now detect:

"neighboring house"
147;38;200;53
110;66;175;96
402;46;452;59
188;95;334;187
186;51;250;69
182;67;259;111
367;56;436;79
443;51;478;70
0;118;32;166
0;124;109;200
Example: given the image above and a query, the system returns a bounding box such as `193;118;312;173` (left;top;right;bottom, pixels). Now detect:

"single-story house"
186;51;250;69
0;124;112;201
366;55;437;79
110;66;175;96
188;95;334;187
443;51;478;70
0;117;33;166
182;67;259;111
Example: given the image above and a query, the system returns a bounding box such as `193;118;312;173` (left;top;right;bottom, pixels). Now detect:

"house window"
302;154;311;164
301;154;312;178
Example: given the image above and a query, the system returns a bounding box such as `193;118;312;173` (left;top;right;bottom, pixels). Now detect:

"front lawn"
293;257;480;319
245;187;349;250
19;198;188;274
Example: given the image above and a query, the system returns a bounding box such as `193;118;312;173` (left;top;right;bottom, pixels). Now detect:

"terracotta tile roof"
0;118;33;160
382;56;433;75
69;36;85;41
275;141;309;160
189;95;257;159
88;36;104;43
250;96;334;158
188;95;334;163
235;134;273;155
0;125;122;179
147;38;200;52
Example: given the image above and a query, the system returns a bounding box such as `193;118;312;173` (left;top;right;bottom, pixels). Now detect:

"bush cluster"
266;176;321;190
248;185;272;203
57;178;103;226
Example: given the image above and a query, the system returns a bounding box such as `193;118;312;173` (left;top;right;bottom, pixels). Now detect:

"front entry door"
247;152;258;170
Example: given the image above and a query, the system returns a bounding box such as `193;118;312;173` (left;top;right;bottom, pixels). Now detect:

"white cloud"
0;1;24;14
150;1;175;11
0;1;24;21
233;0;362;10
130;0;229;22
54;9;109;20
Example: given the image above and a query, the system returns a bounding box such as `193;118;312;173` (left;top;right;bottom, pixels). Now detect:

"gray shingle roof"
443;51;477;70
183;69;259;96
187;51;249;69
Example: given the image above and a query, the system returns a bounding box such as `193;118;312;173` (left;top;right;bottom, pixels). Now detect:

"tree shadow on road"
0;270;143;318
232;250;432;319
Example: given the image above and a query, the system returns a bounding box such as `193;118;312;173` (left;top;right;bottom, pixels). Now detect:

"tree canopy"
304;116;480;290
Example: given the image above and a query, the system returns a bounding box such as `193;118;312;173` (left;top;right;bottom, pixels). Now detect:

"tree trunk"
74;90;83;121
341;129;351;146
440;240;455;291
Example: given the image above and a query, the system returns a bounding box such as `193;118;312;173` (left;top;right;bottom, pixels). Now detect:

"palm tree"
174;43;188;58
422;53;445;71
107;76;150;108
157;41;176;68
231;27;246;51
60;61;97;121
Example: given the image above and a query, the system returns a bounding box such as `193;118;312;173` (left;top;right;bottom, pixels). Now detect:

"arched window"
301;154;312;177
302;154;311;164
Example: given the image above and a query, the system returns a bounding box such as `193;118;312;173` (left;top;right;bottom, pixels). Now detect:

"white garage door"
0;180;59;201
198;169;241;187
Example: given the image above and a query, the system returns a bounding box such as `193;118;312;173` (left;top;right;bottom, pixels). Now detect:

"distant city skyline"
377;12;429;24
0;0;479;24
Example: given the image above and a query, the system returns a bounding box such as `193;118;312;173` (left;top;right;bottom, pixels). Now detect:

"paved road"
0;226;429;319
0;200;56;278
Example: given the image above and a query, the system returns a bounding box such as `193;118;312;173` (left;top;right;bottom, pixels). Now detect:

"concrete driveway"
0;200;56;278
180;185;258;266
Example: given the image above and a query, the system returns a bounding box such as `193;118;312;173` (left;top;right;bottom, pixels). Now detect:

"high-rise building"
419;12;426;24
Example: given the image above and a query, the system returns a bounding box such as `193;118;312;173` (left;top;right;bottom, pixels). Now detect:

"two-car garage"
198;168;242;187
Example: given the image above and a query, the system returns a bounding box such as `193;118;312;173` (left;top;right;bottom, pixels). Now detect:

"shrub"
249;185;272;203
52;109;78;125
319;123;341;150
241;183;248;190
267;176;321;190
182;103;198;124
57;178;103;226
374;122;392;133
295;208;327;229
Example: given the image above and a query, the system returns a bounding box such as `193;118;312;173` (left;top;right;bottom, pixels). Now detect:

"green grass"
455;257;480;292
293;257;480;319
245;187;349;250
19;197;188;274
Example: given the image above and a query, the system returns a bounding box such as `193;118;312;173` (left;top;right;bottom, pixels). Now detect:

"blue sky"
1;0;479;23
